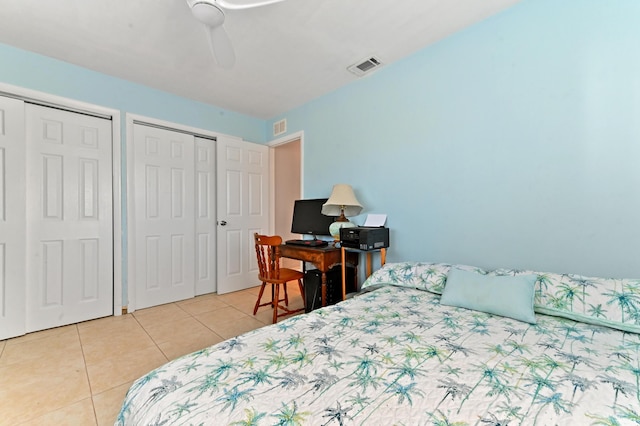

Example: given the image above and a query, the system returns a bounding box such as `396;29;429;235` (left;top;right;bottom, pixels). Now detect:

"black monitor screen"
290;198;335;237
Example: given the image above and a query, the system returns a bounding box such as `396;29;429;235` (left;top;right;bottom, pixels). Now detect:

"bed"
116;262;640;425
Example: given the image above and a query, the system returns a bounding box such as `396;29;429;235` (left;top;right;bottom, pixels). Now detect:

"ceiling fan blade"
207;24;236;69
215;0;285;10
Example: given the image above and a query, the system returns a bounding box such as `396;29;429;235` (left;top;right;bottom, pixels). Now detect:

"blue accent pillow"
440;268;537;324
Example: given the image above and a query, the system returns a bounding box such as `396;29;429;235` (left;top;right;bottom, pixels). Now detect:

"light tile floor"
0;285;305;426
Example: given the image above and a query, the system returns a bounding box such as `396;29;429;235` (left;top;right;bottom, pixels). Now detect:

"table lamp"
321;184;363;241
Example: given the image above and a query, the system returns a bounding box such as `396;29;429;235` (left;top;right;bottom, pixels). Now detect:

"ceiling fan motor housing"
191;2;225;27
187;0;286;68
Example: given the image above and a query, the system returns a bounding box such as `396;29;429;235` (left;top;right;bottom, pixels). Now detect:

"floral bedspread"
117;285;640;425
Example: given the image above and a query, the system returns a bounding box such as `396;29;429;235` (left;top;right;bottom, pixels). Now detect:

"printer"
340;227;389;250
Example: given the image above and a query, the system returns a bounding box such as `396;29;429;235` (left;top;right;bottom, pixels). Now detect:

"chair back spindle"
255;234;283;281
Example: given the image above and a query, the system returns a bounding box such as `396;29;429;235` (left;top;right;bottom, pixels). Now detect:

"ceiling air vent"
347;56;383;77
273;118;287;136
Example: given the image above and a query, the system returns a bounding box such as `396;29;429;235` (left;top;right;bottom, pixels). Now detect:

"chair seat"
260;268;304;284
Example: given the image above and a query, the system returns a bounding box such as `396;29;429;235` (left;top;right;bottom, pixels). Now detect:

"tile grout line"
130;310;171;363
187;291;272;339
186;296;239;342
76;323;101;425
155;301;199;360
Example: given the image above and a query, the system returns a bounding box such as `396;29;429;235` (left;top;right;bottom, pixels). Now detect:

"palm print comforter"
116;285;640;425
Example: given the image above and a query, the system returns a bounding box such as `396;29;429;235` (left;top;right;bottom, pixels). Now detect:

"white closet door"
216;136;269;294
25;104;113;332
0;96;26;340
195;137;217;295
133;124;195;309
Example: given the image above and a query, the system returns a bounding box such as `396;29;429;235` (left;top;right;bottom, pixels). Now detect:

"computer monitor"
290;198;335;238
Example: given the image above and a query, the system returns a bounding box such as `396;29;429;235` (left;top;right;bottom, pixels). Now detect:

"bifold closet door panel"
133;124;195;309
195;136;216;296
0;96;26;340
25;104;113;332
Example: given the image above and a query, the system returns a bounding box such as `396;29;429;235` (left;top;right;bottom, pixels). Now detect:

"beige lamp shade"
321;184;363;217
322;184;363;240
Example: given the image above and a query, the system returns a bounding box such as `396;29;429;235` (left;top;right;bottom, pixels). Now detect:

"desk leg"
341;247;346;301
321;272;327;307
380;248;386;266
366;252;372;278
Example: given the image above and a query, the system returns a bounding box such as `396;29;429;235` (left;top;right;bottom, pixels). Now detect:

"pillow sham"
361;262;487;295
440;268;537;324
493;268;640;333
361;262;448;294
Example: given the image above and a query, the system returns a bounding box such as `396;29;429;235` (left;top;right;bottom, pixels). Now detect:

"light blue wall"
0;43;266;142
271;0;640;279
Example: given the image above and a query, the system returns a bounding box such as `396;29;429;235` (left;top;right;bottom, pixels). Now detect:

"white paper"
364;214;387;227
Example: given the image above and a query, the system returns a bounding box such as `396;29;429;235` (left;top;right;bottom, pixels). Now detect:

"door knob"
219;220;227;226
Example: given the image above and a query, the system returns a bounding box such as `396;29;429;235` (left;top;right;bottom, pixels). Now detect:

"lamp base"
329;220;356;241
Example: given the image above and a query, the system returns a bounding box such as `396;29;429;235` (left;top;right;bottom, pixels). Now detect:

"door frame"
125;113;235;312
0;82;123;316
267;130;305;234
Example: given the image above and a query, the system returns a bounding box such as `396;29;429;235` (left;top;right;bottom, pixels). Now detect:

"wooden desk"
279;244;356;307
341;246;386;300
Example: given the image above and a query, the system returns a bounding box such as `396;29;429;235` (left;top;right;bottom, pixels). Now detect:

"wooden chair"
253;233;306;323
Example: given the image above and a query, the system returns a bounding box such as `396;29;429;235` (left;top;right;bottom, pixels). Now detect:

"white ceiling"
0;0;519;119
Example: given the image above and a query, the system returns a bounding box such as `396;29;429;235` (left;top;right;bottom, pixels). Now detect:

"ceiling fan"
187;0;285;69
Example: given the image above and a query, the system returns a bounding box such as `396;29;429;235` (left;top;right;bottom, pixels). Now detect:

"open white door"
0;96;26;340
216;136;269;294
